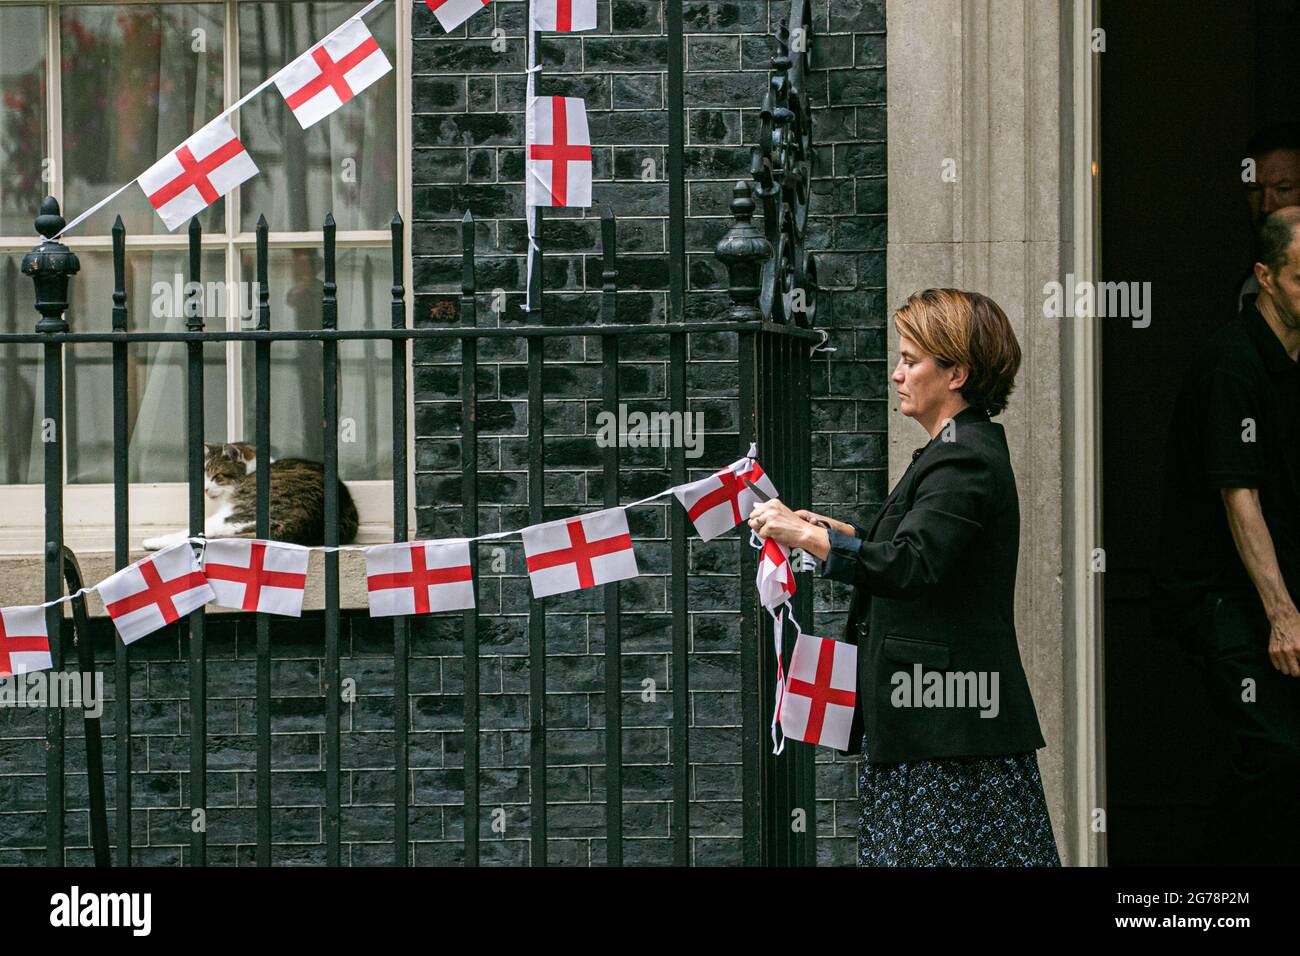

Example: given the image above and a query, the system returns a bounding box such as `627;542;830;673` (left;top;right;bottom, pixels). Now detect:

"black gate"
1;0;822;867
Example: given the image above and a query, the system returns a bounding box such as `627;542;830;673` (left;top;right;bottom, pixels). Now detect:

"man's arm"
1196;362;1300;676
1221;487;1300;676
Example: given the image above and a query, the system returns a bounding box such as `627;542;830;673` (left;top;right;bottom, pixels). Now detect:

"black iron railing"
3;185;817;867
1;0;822;867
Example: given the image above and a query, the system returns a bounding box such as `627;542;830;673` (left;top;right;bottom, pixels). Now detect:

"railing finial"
22;197;80;334
715;182;771;324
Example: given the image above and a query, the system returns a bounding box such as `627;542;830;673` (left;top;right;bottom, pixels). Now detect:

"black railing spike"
600;206;617;294
186;217;203;332
111;217;126;334
393;212;406;308
323;213;338;332
461;210;475;298
256;215;270;332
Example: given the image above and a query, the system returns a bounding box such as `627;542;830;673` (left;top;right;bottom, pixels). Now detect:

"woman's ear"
948;364;970;392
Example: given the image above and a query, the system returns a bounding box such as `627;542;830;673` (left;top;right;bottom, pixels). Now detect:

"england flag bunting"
757;537;796;609
674;453;779;541
526;95;593;208
522;508;638;598
424;0;492;33
0;445;827;720
274;18;392;130
778;632;858;752
0;605;52;679
530;0;598;32
137;119;258;231
98;543;215;645
202;539;310;616
366;540;475;617
754;528;796;753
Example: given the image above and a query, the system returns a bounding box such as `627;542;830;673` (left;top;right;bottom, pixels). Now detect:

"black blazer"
820;405;1047;764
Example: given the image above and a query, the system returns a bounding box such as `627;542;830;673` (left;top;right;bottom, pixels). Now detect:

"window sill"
0;524;396;615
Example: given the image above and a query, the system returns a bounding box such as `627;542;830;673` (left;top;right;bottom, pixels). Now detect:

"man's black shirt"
1154;302;1300;636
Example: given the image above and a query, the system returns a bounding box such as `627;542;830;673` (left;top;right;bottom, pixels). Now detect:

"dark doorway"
1101;0;1300;863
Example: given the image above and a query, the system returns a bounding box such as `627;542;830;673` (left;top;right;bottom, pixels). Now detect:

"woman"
749;288;1060;867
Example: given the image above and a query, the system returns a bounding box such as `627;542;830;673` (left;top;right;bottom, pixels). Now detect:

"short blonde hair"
893;288;1022;416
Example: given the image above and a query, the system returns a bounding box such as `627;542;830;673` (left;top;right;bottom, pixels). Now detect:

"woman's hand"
747;499;831;560
794;510;856;537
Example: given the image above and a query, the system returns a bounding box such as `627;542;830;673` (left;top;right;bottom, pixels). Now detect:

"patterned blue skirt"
857;735;1061;867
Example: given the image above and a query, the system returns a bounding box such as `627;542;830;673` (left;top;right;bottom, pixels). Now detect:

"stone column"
885;0;1098;865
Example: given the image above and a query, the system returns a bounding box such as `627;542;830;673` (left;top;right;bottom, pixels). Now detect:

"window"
0;0;412;551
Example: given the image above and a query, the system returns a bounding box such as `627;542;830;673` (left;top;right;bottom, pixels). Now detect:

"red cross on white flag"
274;19;392;130
137;119;259;231
522;509;638;598
673;455;779;541
778;633;858;752
757;537;796;609
531;0;598;32
0;605;51;678
424;0;492;32
202;539;310;616
98;543;215;645
366;540;475;617
527;95;593;208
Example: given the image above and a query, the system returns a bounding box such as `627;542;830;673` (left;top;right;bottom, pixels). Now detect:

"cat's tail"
339;479;360;544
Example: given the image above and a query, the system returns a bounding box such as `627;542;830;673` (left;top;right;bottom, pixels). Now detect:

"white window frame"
0;0;415;555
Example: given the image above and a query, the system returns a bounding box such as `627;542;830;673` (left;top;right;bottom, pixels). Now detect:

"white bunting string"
748;521;808;756
522;9;541;314
769;605;787;754
48;184;135;244
26;586;99;612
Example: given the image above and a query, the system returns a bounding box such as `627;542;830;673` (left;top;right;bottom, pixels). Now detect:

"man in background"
1155;207;1300;863
1237;123;1300;312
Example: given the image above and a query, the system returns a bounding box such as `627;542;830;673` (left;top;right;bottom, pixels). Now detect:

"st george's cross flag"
365;540;475;617
424;0;492;32
0;605;52;679
522;509;637;598
757;537;797;609
138;119;258;231
202;539;310;616
778;633;858;752
530;0;598;32
274;18;392;130
526;95;593;208
674;455;779;541
98;542;215;645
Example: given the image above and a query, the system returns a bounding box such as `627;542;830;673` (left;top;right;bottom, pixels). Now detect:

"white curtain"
54;4;226;484
5;2;395;486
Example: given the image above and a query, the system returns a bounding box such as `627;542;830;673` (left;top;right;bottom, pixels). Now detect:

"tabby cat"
142;442;359;550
